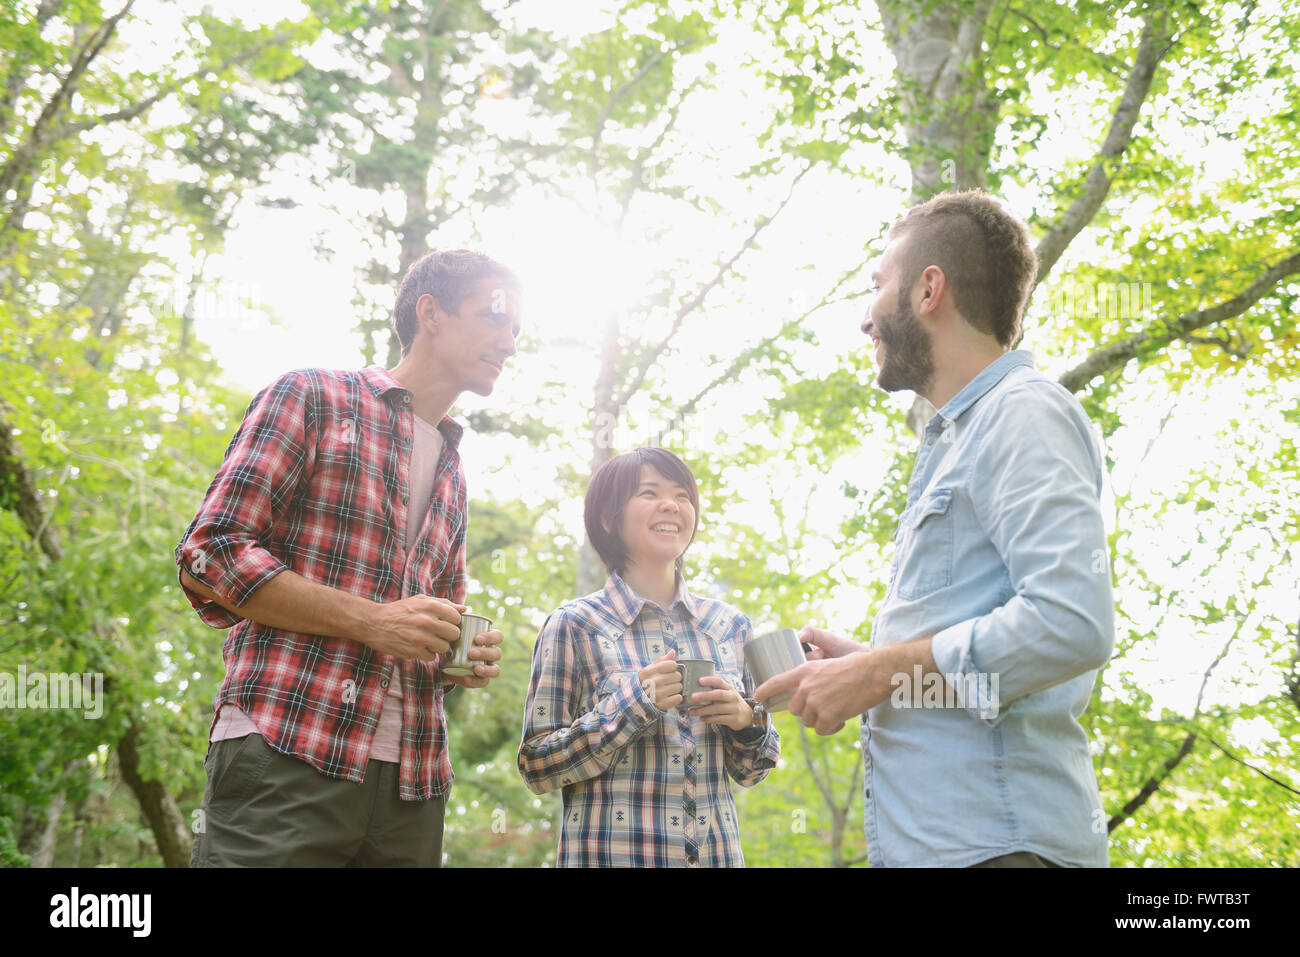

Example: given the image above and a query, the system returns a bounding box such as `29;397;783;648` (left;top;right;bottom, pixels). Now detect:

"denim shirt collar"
605;571;700;627
930;350;1034;430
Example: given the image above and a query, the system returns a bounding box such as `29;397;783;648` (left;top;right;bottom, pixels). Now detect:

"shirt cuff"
610;670;666;727
728;722;769;746
175;567;241;628
930;618;1008;727
177;537;289;626
214;548;289;608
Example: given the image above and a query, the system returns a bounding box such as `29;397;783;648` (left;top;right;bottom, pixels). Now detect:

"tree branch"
842;748;864;822
615;77;702;227
1032;10;1170;288
1197;730;1300;798
1007;5;1128;77
1107;731;1197;832
1058;248;1300;393
426;0;455;35
1183;329;1251;360
0;0;66;141
1286;609;1300;714
589;45;672;180
613;164;813;409
0;0;136;214
47;29;294;141
1192;579;1262;718
669;259;867;424
0;399;63;561
797;722;838;811
1109;542;1285;830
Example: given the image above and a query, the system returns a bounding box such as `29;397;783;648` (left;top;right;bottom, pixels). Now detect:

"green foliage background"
0;0;1296;867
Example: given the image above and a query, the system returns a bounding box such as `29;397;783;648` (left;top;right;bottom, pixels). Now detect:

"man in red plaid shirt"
178;250;520;867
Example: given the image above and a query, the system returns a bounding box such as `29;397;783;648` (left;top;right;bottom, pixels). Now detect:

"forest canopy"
0;0;1296;868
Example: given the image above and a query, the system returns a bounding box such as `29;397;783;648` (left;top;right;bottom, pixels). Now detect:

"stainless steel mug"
676;658;715;710
442;613;492;677
747;628;806;712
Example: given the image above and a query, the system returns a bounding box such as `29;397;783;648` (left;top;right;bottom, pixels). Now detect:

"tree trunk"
829;805;846;867
0;398;64;560
386;179;434;366
69;795;90;868
27;789;66;867
578;311;622;595
16;799;43;862
876;0;1001;434
115;720;193;868
877;0;999;206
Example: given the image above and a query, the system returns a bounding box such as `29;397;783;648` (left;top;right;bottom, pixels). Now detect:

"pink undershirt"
210;414;445;765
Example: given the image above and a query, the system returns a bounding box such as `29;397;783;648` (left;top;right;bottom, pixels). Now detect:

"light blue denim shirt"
863;350;1114;867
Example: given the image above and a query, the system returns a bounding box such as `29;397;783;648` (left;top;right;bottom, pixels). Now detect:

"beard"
874;291;935;395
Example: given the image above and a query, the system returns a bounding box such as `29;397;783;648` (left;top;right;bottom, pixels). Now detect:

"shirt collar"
604;571;700;626
359;366;464;449
932;349;1033;427
359;365;405;400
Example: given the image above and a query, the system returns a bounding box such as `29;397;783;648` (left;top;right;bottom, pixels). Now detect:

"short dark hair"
391;250;521;355
889;190;1037;347
584;447;700;577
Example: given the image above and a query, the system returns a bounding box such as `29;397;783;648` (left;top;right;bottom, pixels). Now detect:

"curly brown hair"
889;190;1037;347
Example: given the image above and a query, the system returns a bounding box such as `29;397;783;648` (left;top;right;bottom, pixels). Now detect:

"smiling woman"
586;448;700;587
517;447;782;868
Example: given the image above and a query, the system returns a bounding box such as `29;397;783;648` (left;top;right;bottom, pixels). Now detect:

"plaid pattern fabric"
176;366;467;801
519;573;780;867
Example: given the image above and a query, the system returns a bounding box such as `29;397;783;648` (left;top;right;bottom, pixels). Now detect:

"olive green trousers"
190;733;445;868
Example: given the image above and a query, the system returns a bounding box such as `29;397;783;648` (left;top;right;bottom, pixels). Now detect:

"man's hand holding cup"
366;595;464;660
441;610;503;689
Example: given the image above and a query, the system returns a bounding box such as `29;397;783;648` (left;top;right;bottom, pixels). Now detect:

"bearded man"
757;190;1114;867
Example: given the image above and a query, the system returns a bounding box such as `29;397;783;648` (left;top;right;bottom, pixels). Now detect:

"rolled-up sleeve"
174;371;317;627
517;609;665;795
930;383;1115;725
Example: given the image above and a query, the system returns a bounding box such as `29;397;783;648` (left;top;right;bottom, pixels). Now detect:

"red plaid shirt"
176;366;467;800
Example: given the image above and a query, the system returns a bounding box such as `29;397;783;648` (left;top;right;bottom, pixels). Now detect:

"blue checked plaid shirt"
518;573;780;867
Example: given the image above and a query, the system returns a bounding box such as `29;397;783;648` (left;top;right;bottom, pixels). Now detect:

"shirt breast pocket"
317;415;363;462
895;487;954;601
595;670;634;704
595;669;648;723
593;669;656;757
310;418;368;500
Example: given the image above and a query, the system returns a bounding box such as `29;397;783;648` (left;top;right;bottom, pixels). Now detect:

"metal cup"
675;658;715;710
747;628;806;712
442;613;492;677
